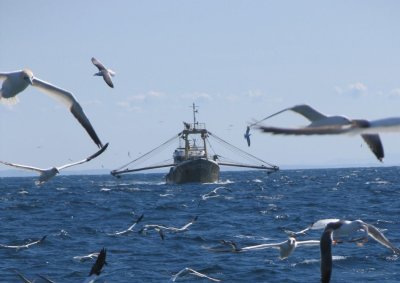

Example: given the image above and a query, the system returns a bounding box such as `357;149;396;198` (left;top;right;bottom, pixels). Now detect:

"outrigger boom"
111;103;279;182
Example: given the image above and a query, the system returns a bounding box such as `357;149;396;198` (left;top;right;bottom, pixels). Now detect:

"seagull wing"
101;70;114;88
290;104;328;121
249;107;292;127
365;223;400;253
37;274;57;283
187;268;221;282
178;216;198;231
25;235;47;248
57;143;109;171
13;270;33;283
89;248;106;276
91;57;106;71
0;160;43;173
32;77;103;148
296;240;320;247
320;229;333;283
360;134;384;161
239;241;284;251
257;125;351;135
0;72;10;80
310;219;341;230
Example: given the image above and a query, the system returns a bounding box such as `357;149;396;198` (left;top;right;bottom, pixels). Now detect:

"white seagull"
0;235;46;250
201;187;232;200
287;219;400;254
244;126;251;147
254;104;384;161
0;143;109;185
170;267;220;282
91;57;115;88
216;237;320;259
0;69;103;148
108;213;144;236
139;216;198;240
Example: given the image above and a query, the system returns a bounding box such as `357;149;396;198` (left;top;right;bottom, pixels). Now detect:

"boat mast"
192;102;198;129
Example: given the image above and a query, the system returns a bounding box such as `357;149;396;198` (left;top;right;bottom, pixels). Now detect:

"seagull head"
21;69;34;85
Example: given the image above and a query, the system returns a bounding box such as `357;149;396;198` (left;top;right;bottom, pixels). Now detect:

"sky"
1;1;400;176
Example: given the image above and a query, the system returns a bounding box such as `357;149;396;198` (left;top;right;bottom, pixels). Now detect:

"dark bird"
85;248;107;283
244;126;251;146
320;221;342;283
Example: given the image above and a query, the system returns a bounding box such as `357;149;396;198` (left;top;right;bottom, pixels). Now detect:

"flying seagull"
0;69;103;148
244;126;251;146
0;235;46;250
73;252;100;262
254;104;384;161
139;216;198;240
108;213;144;236
84;248;107;283
0;143;109;185
214;237;320;259
320;221;343;283
286;219;400;254
170;267;220;282
201;186;232;200
91;57;115;88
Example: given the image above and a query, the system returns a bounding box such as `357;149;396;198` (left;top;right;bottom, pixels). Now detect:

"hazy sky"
1;1;400;175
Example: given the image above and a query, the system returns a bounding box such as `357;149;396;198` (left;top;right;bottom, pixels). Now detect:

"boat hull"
166;158;220;184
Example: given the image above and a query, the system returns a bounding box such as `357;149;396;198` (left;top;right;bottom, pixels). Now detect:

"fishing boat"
111;103;279;184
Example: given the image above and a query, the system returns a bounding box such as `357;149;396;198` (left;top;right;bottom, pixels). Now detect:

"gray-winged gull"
0;69;103;148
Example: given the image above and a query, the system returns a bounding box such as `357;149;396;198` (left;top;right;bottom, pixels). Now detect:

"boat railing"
188;122;206;130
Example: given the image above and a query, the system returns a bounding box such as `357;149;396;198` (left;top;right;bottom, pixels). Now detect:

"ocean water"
0;167;399;282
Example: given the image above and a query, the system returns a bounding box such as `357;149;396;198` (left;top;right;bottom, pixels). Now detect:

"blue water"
0;167;399;282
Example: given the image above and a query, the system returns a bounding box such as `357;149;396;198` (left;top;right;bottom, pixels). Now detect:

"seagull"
139;216;198;239
286;219;400;254
84;248;107;283
0;143;109;185
91;57;115;88
201;187;231;200
254;104;385;161
108;213;144;236
73;252;100;262
0;69;103;148
0;235;46;250
320;221;343;283
170;267;220;282
215;237;320;259
244;126;251;146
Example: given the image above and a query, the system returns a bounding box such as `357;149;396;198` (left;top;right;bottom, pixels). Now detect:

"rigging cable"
208;131;278;168
113;132;182;172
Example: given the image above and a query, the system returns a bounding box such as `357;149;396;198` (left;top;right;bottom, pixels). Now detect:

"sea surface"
0;167;399;282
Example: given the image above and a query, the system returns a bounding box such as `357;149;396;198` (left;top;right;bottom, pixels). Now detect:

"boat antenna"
192;103;199;128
